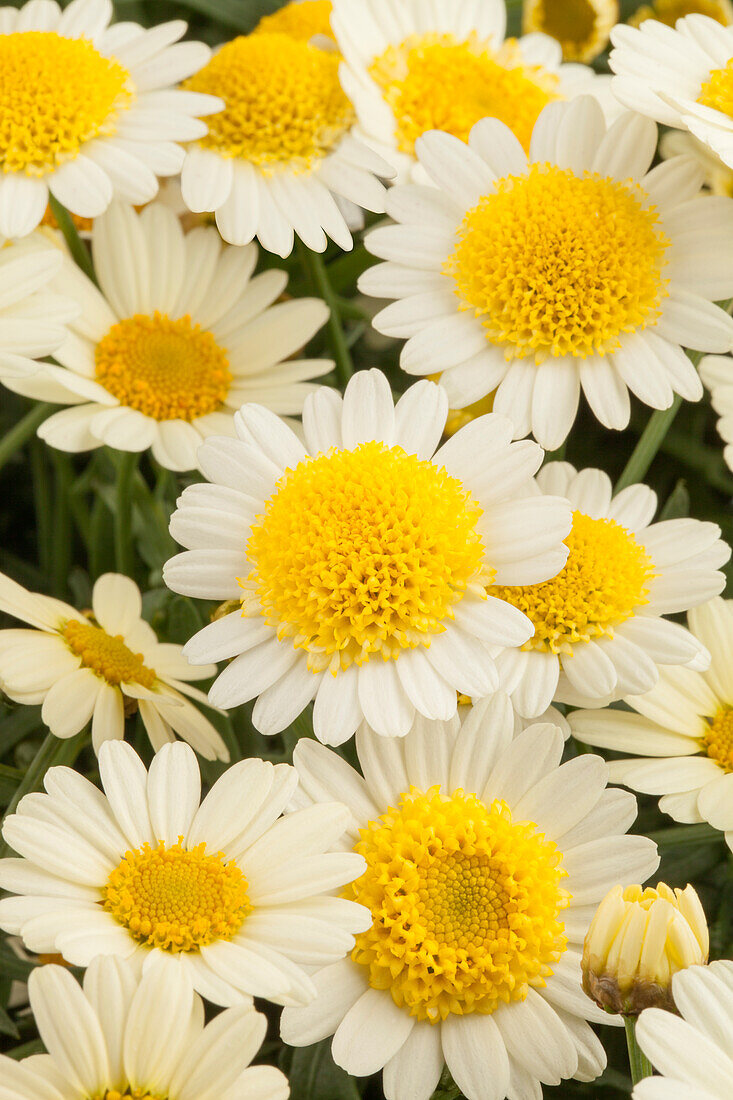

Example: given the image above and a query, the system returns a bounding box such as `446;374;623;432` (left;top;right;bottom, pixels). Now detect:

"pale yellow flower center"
523;0;616;63
63;619;157;688
699;59;733;120
631;0;733;29
703;707;733;771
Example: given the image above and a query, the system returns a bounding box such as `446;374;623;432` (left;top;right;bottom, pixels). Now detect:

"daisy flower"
178;29;391;256
700;354;733;470
280;695;660;1100
0;740;368;1006
164;370;573;744
611;13;733;171
491;461;727;718
522;0;619;63
0;0;222;240
0;956;288;1100
629;0;733;29
360;97;733;449
634;960;733;1100
571;597;733;852
331;0;613;182
0;570;227;760
9;203;331;472
660;130;733;196
0;239;78;378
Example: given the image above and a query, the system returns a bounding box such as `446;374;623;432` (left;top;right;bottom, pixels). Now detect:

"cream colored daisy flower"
331;0;615;182
0;238;78;377
0;0;221;239
492;461;727;718
571;597;733;852
10;203;331;472
360;97;733;450
280;695;659;1100
629;0;733;30
164;370;573;744
523;0;619;63
0;956;288;1100
634;960;733;1100
611;13;733;171
0;570;227;759
700;354;733;470
0;740;368;1006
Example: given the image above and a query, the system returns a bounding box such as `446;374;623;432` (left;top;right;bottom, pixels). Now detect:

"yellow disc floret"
254;0;334;42
699;58;733;120
447;164;669;362
370;34;558;154
703;707;733;771
63;619;157;688
0;32;131;177
489;511;655;653
522;0;617;63
95;313;231;422
348;787;568;1022
184;34;354;172
102;839;251;952
242;442;489;672
631;0;733;28
103;1091;160;1100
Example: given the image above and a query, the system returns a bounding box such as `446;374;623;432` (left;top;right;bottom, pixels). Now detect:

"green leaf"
659;479;690;521
284;1041;361;1100
165;0;283;32
0;1002;20;1039
0;763;23;806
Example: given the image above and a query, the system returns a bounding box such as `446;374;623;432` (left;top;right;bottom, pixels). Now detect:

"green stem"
47;195;98;286
114;451;138;576
50;452;73;598
646;822;723;847
624;1015;654;1085
298;245;354;387
0;403;54;477
615;395;683;492
29;438;52;577
0;731;87;858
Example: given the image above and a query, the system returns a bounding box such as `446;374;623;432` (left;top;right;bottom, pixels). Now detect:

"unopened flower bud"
581;883;709;1016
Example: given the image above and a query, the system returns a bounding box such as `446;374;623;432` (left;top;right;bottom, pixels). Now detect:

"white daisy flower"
571;597;733;852
0;740;368;1006
660;129;733;196
9;203;331;472
359;97;733;450
491;461;728;718
1;955;288;1100
280;695;660;1100
331;0;615;183
611;13;733;171
0;0;222;240
629;0;733;29
164;369;573;744
0;238;78;377
0;570;228;760
178;28;391;256
634;960;733;1100
522;0;619;64
700;354;733;471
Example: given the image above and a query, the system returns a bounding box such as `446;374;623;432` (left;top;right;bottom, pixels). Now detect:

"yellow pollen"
699;58;733;120
0;32;131;177
63;619;157;688
95;312;231;422
41;203;93;233
447;164;669;363
348;787;568;1022
631;0;733;28
703;707;733;771
102;839;251;953
254;0;335;42
102;1090;160;1100
183;34;354;172
522;0;617;63
370;34;558;155
489;511;655;654
241;441;490;673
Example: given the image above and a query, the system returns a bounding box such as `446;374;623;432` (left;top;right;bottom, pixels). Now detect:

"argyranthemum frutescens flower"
178;29;390;256
491;461;726;718
699;354;733;470
331;0;613;182
360;97;733;450
280;695;660;1100
164;369;573;744
633;960;733;1100
0;0;221;239
0;740;368;1005
6;203;331;472
611;13;733;171
523;0;619;63
630;0;733;26
571;597;733;852
0;238;78;376
0;570;227;759
0;956;288;1100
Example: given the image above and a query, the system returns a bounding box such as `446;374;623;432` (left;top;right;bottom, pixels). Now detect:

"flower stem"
624;1015;654;1085
0;403;54;477
114;451;138;576
298;245;354;387
47;195;98;286
0;730;87;858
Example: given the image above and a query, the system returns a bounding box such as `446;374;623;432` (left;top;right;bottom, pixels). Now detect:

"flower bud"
581;883;709;1016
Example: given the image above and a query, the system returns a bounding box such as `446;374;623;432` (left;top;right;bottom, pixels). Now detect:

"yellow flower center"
101;1092;159;1100
348;787;568;1022
183;34;354;172
703;707;733;771
254;0;334;42
102;839;251;953
95;312;232;422
699;58;733;120
446;164;669;363
523;0;614;63
63;619;157;688
369;34;559;155
0;31;131;177
631;0;733;28
242;441;489;673
489;511;655;654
